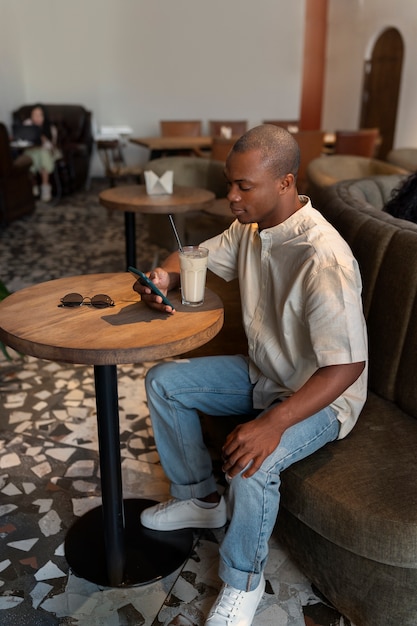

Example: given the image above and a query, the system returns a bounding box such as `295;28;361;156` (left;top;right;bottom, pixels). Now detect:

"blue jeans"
145;355;340;592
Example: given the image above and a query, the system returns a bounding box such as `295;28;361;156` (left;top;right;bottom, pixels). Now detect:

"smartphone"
128;266;175;309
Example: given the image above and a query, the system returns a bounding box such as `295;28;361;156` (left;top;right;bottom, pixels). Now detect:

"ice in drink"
179;246;209;306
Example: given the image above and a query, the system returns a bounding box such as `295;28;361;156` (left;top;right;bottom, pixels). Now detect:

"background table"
0;273;224;587
99;184;215;267
130;135;213;159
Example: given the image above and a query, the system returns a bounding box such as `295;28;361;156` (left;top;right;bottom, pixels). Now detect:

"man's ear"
279;173;296;193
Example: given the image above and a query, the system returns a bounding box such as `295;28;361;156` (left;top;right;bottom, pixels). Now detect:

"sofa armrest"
12;154;32;169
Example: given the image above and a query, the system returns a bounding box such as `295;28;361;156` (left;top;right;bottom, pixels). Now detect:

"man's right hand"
133;268;175;314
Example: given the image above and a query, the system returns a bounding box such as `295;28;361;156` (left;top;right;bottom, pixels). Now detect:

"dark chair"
96;138;142;187
333;128;380;158
209;120;247;137
0;122;35;226
12;104;94;195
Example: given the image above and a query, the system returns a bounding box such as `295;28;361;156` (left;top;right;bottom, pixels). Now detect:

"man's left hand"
221;411;282;479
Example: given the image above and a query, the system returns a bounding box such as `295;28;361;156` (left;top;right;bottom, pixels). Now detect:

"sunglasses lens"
91;294;114;308
61;293;84;307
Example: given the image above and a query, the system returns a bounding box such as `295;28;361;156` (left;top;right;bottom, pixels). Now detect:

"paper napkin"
144;170;174;195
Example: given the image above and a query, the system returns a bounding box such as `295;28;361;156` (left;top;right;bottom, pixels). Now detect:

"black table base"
125;211;136;268
65;498;193;587
64;365;193;587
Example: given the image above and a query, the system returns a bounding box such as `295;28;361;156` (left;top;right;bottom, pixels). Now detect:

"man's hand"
222;410;284;479
222;361;365;480
133;267;175;314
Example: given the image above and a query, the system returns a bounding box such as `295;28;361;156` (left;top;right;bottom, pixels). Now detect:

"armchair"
306;155;408;206
386;148;417;172
0;122;35;226
143;156;230;248
12;104;93;194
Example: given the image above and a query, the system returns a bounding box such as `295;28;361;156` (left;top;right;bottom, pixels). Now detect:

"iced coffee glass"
179;246;209;306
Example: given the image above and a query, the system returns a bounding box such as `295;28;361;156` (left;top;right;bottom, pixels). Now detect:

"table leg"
95;364;125;584
64;364;193;587
124;211;136;268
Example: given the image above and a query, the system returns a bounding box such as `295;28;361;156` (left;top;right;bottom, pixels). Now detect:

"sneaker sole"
140;518;227;531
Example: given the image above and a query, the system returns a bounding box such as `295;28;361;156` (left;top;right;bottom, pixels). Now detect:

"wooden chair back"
209;120;247;137
160;120;202;137
210;137;236;162
292;130;325;193
334;128;380;158
263;120;300;132
97;139;142;186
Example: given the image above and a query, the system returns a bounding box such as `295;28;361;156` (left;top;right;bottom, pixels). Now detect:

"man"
134;125;367;626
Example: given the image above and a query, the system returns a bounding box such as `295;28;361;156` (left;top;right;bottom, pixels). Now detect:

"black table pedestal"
65;499;193;587
125;211;136;268
64;364;193;587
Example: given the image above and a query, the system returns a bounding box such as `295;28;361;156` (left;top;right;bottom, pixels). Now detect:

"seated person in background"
23;104;60;202
134;125;368;626
383;171;417;223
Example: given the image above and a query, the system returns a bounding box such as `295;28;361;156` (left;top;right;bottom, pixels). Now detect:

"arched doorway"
359;27;404;160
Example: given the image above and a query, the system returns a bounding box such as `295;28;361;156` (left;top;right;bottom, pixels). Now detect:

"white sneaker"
41;184;52;202
140;497;227;531
205;574;265;626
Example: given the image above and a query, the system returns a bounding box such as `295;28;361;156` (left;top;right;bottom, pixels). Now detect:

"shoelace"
212;585;242;618
156;499;182;513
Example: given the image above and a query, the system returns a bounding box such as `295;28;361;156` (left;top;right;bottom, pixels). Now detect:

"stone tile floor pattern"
0;182;353;625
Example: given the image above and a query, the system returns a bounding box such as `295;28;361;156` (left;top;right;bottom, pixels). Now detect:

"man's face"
224;149;286;230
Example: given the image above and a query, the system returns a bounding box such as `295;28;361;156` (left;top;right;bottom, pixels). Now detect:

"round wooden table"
0;273;223;587
99;184;215;268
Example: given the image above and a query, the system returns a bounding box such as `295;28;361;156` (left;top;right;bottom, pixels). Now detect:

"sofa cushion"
348;215;397;318
346;175;406;209
397;290;417;416
280;390;417;568
366;229;417;401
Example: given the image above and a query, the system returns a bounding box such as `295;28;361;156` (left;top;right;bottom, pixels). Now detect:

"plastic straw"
168;214;184;252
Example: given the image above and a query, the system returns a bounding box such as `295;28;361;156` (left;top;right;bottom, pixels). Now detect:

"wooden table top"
130;136;213;151
0;273;224;366
99;184;215;214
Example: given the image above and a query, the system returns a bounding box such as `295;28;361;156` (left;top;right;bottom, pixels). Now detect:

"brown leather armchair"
0;122;35;226
12;104;93;194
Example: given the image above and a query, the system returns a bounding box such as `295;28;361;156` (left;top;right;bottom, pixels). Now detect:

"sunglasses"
59;292;115;308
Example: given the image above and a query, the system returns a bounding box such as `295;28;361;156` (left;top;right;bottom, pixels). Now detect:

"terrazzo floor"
0;181;353;625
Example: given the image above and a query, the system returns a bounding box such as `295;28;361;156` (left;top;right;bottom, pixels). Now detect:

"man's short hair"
231;124;300;179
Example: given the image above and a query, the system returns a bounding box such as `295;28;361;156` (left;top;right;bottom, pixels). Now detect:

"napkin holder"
220;126;232;139
144;170;173;195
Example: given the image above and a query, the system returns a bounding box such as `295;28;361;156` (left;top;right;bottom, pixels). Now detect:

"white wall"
0;1;25;124
3;0;417;171
0;0;305;173
323;0;417;148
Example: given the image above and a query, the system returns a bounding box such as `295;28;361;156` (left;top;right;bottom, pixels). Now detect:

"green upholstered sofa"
276;174;417;626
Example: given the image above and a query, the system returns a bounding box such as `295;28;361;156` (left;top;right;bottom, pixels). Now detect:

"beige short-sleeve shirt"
202;199;368;439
